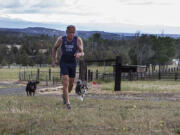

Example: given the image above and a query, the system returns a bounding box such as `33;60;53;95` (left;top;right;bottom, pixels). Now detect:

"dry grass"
100;80;180;93
1;66;180;135
0;96;180;135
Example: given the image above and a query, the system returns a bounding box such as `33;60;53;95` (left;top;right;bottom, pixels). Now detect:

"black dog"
26;80;39;96
75;80;88;97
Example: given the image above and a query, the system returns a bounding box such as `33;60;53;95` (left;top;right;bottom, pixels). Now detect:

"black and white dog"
75;80;88;101
26;80;39;96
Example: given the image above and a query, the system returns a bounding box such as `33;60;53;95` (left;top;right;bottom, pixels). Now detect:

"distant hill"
1;27;180;40
0;27;131;39
0;27;64;37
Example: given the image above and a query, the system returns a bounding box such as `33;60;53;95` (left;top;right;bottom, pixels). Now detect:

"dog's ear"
77;80;81;85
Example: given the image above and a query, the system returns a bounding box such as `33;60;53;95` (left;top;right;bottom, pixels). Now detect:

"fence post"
141;72;143;80
21;72;23;81
53;76;55;85
158;65;161;80
31;71;33;80
136;72;138;80
55;76;57;85
114;56;122;91
128;70;132;81
79;60;87;81
96;70;98;80
102;73;104;80
24;70;25;81
90;71;93;81
37;68;40;81
175;73;178;81
19;72;21;80
49;68;51;81
88;69;91;82
168;68;171;73
46;75;48;86
29;74;30;81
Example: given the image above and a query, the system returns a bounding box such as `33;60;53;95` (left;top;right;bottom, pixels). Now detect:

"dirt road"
1;81;180;103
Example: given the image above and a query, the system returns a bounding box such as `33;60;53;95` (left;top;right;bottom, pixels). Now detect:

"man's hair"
66;25;76;31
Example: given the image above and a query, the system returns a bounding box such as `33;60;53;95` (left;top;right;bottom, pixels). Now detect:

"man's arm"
52;36;62;67
75;37;84;58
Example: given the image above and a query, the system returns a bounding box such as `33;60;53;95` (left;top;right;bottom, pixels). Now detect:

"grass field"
1;66;180;134
1;96;180;135
99;80;180;92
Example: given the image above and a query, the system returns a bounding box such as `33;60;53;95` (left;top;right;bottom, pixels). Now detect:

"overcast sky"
0;0;180;34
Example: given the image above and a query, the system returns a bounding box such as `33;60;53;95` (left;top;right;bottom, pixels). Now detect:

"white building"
172;59;179;65
6;44;22;50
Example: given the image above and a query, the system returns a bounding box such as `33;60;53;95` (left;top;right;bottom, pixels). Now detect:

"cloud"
0;1;21;8
114;0;173;6
0;16;67;30
0;0;64;8
0;0;180;33
0;0;63;13
0;0;94;18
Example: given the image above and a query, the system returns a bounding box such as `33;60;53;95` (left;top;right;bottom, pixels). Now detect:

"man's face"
66;28;76;41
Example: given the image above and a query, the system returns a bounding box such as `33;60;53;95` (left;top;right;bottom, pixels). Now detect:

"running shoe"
66;104;71;110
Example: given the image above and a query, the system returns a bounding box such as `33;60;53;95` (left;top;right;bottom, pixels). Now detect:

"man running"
52;25;84;109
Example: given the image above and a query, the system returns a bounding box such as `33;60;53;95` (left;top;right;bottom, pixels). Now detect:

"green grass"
100;80;180;92
0;68;20;80
0;96;180;135
175;128;180;134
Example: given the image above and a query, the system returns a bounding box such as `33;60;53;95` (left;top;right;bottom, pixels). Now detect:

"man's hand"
74;52;82;59
52;59;57;67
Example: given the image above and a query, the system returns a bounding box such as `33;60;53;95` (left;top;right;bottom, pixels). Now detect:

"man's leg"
68;64;76;93
62;75;70;104
68;78;75;93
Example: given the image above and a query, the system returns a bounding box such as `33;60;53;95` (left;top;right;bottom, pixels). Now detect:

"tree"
175;39;180;66
152;36;176;65
1;59;7;66
0;47;4;64
20;51;29;66
129;34;155;65
92;33;101;41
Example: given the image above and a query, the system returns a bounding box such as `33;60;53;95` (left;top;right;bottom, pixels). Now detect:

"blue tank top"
60;36;78;64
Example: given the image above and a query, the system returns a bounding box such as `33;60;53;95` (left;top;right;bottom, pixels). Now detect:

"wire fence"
19;69;61;86
18;64;180;84
86;70;180;81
